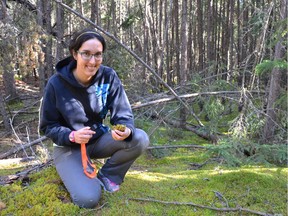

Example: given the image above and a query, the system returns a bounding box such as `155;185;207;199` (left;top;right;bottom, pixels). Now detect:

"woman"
40;28;149;208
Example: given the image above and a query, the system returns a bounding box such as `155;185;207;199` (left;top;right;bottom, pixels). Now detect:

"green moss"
1;132;287;216
0;167;80;215
1;152;286;215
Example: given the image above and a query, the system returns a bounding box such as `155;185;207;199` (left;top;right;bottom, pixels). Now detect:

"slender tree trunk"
196;0;204;71
206;0;212;66
0;92;10;132
37;0;45;94
173;0;180;82
77;0;83;15
56;2;64;62
43;1;53;79
165;0;173;86
227;0;234;81
0;0;7;20
2;67;17;99
187;0;194;81
90;0;101;26
143;0;149;85
179;0;188;126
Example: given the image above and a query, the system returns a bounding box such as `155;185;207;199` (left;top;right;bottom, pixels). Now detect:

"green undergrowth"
0;147;287;216
0;114;287;215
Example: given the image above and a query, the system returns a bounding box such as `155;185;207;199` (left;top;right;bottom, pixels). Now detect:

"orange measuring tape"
81;143;97;178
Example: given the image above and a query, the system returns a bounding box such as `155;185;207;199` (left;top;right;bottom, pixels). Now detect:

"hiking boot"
97;171;120;193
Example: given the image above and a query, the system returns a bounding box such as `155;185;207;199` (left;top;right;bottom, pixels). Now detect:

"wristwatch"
69;131;75;142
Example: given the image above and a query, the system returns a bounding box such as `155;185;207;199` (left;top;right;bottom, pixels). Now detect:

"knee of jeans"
133;129;150;151
72;185;102;208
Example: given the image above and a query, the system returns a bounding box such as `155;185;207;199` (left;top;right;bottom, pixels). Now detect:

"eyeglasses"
77;51;103;61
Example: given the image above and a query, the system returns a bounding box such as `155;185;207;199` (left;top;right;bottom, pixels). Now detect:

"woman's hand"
111;127;131;141
73;127;96;144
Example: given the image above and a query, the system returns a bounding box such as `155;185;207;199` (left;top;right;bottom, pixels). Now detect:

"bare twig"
79;202;108;215
0;136;48;159
213;191;229;208
128;198;274;216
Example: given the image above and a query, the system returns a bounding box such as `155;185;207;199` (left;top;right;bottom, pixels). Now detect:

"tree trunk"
187;0;194;81
179;0;188;126
0;0;7;20
173;0;180;83
196;0;204;71
262;0;287;142
37;0;45;94
0;90;10;131
56;1;64;62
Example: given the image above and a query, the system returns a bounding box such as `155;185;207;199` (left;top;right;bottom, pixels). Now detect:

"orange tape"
81;143;97;178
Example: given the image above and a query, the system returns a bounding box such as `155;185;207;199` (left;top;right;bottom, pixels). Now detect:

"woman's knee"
133;129;150;151
71;183;102;208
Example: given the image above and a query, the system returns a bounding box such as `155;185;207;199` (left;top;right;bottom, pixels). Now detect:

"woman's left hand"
111;127;131;141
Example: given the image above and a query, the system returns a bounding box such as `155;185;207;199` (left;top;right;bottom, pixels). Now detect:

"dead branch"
131;90;265;109
164;118;218;143
128;198;274;216
0;159;53;185
0;136;47;159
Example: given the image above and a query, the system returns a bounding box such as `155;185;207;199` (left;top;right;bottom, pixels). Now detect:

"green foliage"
207;138;287;167
202;97;225;134
209;79;234;91
203;97;225;120
120;3;143;29
104;42;135;82
255;59;288;76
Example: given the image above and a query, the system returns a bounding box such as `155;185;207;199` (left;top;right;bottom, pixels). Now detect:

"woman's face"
73;38;103;79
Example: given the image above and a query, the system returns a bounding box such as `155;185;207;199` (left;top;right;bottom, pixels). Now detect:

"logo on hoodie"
95;84;110;118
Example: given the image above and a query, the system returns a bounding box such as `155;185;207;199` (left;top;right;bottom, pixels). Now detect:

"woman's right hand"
73;127;96;144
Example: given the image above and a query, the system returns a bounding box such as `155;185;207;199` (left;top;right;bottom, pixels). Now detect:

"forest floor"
0;80;287;215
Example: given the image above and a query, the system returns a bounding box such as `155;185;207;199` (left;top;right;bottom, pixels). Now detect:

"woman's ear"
72;50;78;60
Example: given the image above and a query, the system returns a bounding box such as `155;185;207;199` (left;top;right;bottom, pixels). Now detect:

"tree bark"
0;91;10;131
56;1;64;62
262;0;287;142
196;0;204;71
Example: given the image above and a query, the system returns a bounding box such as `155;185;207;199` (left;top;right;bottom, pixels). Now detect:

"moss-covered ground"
0;136;287;216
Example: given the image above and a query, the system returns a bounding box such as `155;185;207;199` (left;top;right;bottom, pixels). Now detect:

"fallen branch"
128;198;274;216
132;91;241;109
131;90;265;109
0;157;38;168
0;159;53;185
164;118;218;143
0;136;48;159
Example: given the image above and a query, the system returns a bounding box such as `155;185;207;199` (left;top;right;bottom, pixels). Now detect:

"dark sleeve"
39;82;73;146
107;72;135;140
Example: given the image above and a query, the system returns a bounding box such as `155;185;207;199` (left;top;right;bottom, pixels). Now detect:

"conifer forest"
0;0;287;215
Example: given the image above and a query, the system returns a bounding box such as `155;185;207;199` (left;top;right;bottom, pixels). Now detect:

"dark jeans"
53;128;149;208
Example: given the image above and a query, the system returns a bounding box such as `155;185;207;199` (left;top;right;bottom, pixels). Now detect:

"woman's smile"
73;38;103;86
